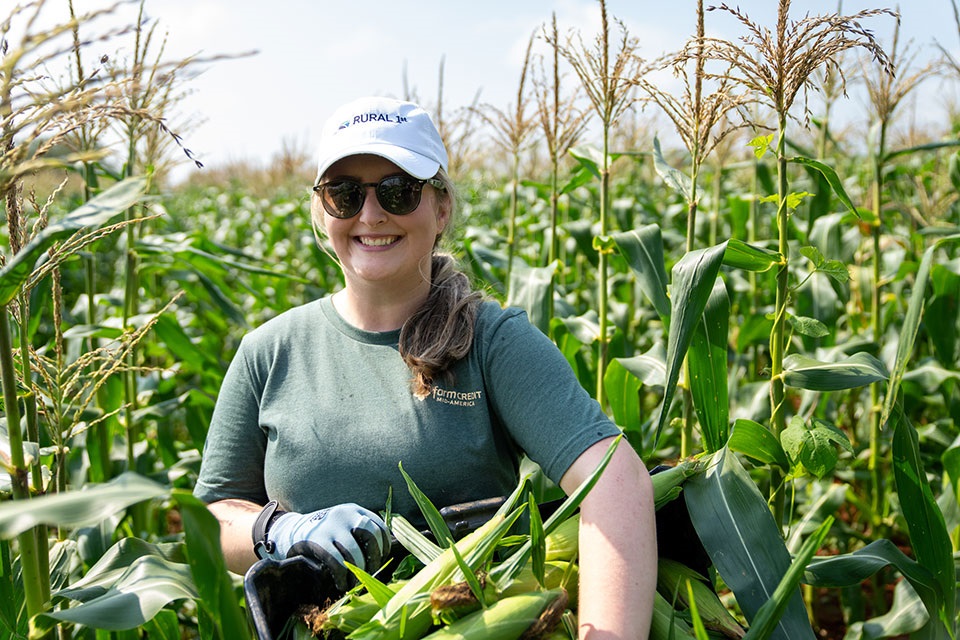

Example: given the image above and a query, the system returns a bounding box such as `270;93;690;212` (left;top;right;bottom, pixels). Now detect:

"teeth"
358;236;398;246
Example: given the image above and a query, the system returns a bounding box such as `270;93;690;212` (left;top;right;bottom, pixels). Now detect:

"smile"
357;235;400;247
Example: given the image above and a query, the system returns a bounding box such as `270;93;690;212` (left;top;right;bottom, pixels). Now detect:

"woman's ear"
436;193;451;234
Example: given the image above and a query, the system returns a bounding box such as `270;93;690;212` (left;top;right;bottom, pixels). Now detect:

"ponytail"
400;254;482;399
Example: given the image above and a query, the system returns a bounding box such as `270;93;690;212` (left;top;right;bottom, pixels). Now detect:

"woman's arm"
207;498;263;574
560;436;657;640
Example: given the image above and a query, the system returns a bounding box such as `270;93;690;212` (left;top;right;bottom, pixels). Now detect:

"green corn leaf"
742;518;833;640
786;483;848;554
788;156;858;218
688;278;730;452
615;343;667;388
0;176;147;305
528;492;546;587
343;562;396;608
506;259;559;335
891;408;956;636
30;554;198;634
843;580;930;640
882;235;960;426
685;447;815;640
804;538;941;631
722;238;782;272
173;491;250;640
603;359;643;435
655;242;727;449
492;435;623;586
728;419;790;470
399;462;455;549
0;472;167;538
569;144;604;179
653;135;693;200
883;139;960;163
612;225;671;323
391;515;442;565
781;352;888;391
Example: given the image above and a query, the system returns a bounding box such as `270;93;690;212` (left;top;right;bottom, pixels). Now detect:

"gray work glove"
252;501;390;590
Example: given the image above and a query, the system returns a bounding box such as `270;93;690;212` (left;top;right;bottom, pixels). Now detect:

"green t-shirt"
194;297;621;522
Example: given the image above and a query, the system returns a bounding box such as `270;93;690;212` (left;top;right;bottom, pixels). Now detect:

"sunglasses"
313;175;446;219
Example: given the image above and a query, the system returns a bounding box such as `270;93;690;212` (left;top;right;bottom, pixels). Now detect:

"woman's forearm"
207;498;264;574
562;438;657;639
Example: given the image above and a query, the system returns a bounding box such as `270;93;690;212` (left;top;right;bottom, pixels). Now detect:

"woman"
194;96;656;639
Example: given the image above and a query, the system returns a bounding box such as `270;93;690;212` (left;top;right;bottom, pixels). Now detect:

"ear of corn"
656;558;745;640
420;588;568;640
349;508;524;639
543;514;579;563
650;591;698;640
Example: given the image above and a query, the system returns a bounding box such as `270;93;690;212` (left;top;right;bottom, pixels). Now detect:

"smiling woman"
193;94;657;639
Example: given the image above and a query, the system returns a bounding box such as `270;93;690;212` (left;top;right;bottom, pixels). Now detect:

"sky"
23;1;960;181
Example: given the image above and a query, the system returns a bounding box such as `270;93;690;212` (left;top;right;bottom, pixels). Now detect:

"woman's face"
320;154;448;292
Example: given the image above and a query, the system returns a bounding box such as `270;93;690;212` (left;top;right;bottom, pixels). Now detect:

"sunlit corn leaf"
653;136;693;201
569;144;620;180
391;515;442;565
616;343;667;387
0;177;147;305
603;359;643;436
803;539;941;631
742;518;832;640
173;491;250;639
781;352;888;391
655;243;727;449
343;562;396;608
612;225;670;323
722;238;781;272
843;580;929;640
0;472;167;538
506;259;559;335
891;408;956;637
788;156;857;218
30;554;197;634
728;419;790;470
559;311;602;345
688;278;730;452
685;447;815;640
882;235;960;426
492;435;623;585
786;483;847;554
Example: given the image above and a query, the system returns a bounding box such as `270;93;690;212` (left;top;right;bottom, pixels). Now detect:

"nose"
356;184;388;225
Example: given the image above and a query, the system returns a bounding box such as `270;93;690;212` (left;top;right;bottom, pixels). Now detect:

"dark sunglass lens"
324;181;364;218
378;177;422;214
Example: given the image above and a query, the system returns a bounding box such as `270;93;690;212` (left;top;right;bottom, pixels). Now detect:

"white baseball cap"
315;96;449;183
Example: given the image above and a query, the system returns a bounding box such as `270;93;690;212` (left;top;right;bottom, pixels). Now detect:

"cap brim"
316;142;441;182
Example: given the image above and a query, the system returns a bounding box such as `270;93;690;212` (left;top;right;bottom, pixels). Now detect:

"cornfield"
2;0;960;638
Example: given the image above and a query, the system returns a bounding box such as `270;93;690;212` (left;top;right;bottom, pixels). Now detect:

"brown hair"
310;167;483;399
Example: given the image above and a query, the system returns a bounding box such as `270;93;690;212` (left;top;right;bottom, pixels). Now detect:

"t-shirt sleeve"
193;338;269;505
480;307;622;485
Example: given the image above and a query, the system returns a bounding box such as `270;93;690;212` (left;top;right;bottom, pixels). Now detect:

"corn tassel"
656;558;745;640
421;588;568;640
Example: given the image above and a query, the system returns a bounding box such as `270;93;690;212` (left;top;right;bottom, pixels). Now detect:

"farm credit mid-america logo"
430;385;483;407
338;112;410;130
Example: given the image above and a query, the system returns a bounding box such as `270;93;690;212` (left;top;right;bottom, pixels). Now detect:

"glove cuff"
252;500;287;560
